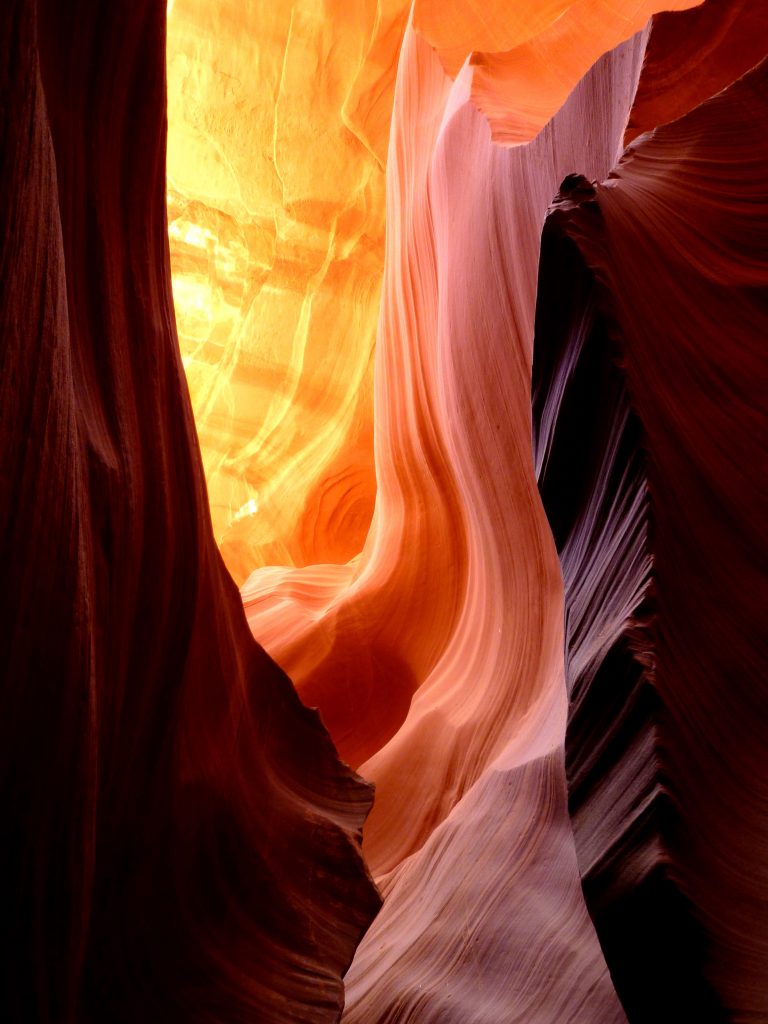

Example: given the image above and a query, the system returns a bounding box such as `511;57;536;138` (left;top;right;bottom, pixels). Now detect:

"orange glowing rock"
166;0;706;589
414;0;701;144
166;0;408;583
243;19;653;1020
242;15;650;882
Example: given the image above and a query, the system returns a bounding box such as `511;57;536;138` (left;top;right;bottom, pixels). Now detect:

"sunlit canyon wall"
166;0;410;581
2;0;767;1022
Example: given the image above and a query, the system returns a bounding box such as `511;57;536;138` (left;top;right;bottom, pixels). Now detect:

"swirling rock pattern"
534;53;768;1023
0;2;378;1020
245;16;649;877
241;3;767;1020
4;0;767;1020
345;752;627;1024
338;19;644;1023
242;11;646;1021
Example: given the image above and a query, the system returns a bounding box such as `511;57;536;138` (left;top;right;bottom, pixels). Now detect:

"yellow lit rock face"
166;0;408;583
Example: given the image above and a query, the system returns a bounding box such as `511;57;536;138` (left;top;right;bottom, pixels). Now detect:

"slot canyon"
1;0;767;1021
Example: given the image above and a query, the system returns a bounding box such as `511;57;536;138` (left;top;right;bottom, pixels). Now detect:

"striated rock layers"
0;2;378;1021
240;2;767;1021
3;0;767;1021
164;0;709;586
534;55;768;1021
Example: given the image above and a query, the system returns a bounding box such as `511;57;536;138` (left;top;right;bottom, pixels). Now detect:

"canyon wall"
0;2;377;1020
2;0;766;1021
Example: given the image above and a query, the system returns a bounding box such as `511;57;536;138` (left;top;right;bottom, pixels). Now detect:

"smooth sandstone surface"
245;8;648;877
242;2;767;1020
166;0;706;586
413;0;700;143
3;0;766;1020
240;11;645;1020
0;2;378;1021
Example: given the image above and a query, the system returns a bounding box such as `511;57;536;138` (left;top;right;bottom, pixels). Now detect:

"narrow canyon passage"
1;1;766;1022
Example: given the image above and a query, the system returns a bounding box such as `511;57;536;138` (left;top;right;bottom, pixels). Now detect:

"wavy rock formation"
534;56;768;1021
338;22;646;1023
244;12;651;868
240;10;645;1021
242;2;767;1020
166;0;720;586
5;0;766;1020
624;0;768;145
0;2;378;1021
345;751;626;1023
413;0;700;143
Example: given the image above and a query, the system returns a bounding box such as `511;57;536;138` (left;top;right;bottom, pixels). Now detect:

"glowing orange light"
166;0;408;582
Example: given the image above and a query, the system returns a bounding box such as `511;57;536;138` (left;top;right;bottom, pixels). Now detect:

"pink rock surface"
245;8;646;880
243;16;651;1022
245;4;767;1019
4;0;766;1019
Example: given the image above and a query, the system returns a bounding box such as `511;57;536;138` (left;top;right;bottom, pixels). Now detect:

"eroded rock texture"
413;0;700;143
241;2;767;1021
4;0;767;1021
0;2;378;1021
534;56;768;1021
165;0;712;585
339;22;643;1022
244;11;650;866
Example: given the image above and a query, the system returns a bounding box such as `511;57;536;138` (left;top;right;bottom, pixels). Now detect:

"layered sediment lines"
243;2;768;1020
166;0;712;586
0;2;378;1021
244;12;650;1022
341;22;646;1023
4;0;765;1020
534;56;768;1019
245;18;647;874
345;752;626;1024
413;0;700;144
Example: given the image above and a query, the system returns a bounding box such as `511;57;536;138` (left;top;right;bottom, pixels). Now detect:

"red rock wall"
534;56;768;1019
3;0;767;1021
0;2;377;1020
